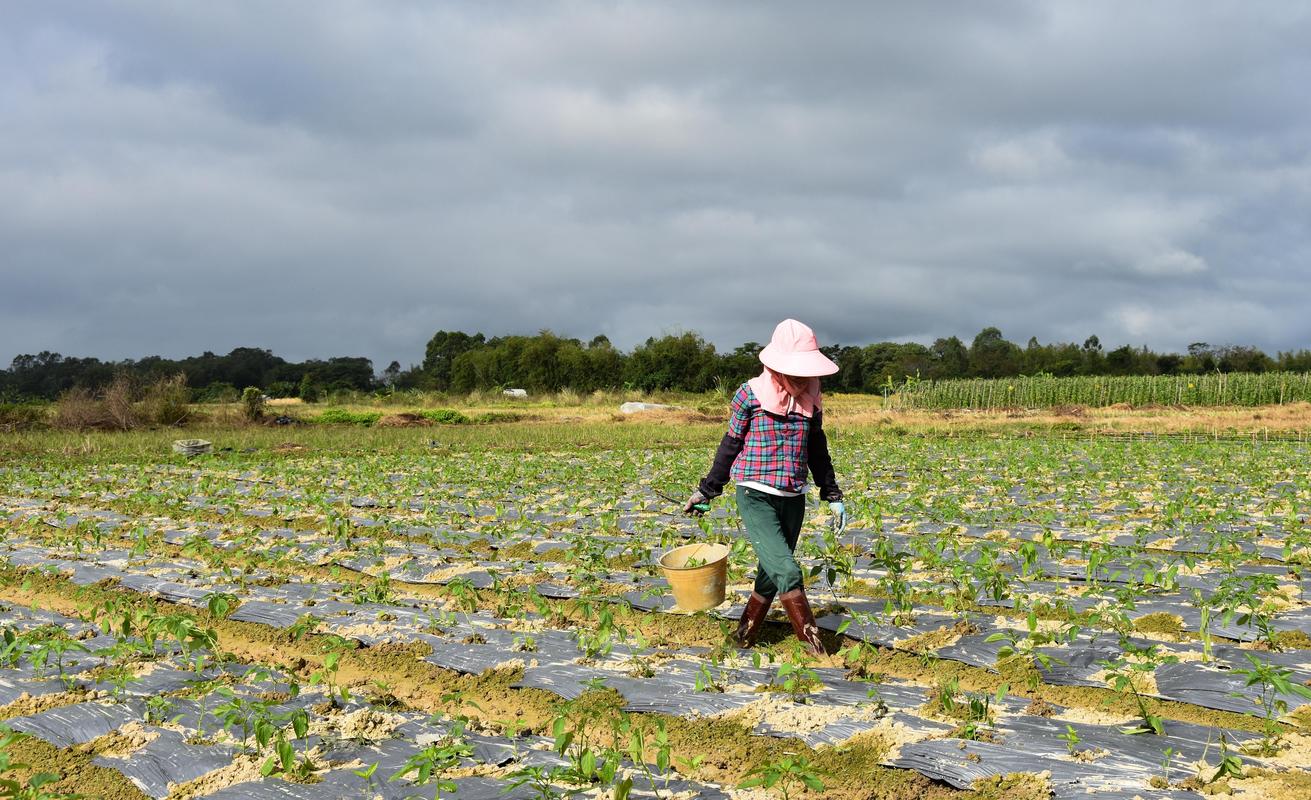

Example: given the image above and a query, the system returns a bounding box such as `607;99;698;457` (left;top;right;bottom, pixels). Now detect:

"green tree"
624;333;719;392
423;331;486;390
928;336;969;379
969;328;1021;378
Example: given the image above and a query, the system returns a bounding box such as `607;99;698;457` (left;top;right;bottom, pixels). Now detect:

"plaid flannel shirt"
698;383;842;500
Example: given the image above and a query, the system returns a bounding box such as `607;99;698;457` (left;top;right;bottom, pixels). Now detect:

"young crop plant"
507;682;626;799
613;717;675;799
1206;735;1246;785
204;591;240;620
0;628;31;670
102;657;141;703
985;610;1073;690
739;755;826;800
388;718;474;800
929;677;1003;741
261;707;316;783
1058;724;1081;757
213;689;275;752
487;572;528;620
287;613;322;643
1233;653;1311;755
801;527;856;600
693;662;726;693
443;577;483;640
349;570;396;605
574;603;628;661
1099;642;1178;736
311;633;358;708
27;636;88;690
151;613;222;672
769;654;822;704
1213;572;1285;650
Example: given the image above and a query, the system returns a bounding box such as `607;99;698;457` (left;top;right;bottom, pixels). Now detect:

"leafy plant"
241;387;265;421
739;755;826;800
1233;652;1311;755
388;718;473;799
204;592;240;620
1099;642;1177;736
261;708;315;782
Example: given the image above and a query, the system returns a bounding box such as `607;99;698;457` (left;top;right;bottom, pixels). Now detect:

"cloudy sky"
4;1;1310;369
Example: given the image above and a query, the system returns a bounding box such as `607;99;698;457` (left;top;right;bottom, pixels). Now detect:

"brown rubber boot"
778;588;826;656
733;592;774;647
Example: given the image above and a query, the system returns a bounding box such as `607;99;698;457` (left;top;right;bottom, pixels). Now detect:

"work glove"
828;501;848;533
684;490;710;516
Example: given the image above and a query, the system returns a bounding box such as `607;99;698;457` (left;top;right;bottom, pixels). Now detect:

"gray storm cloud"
2;1;1310;368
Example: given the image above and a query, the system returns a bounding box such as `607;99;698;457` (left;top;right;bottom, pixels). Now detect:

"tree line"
4;328;1311;401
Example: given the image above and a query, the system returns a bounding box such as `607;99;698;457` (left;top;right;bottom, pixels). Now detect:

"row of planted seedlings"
3;502;1310;799
3;440;1311;786
11;437;1311;569
1;539;1304;799
6;437;1310;568
0;564;771;800
0;532;965;800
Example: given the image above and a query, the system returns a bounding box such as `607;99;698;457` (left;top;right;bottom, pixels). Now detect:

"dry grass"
831;400;1311;437
213;394;1311;436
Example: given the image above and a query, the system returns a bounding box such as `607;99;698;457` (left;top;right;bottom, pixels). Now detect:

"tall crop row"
889;371;1311;410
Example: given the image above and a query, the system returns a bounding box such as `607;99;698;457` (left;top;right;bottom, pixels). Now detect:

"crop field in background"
1;426;1310;799
889;372;1311;411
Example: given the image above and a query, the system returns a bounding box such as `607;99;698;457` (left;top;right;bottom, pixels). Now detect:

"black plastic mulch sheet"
0;602;93;636
0;674;68;706
993;713;1259;777
511;663;605;701
417;625;578;675
229;600;314;629
1153;660;1311;715
7;700;145;747
894;737;1215;799
819;605;1311;713
93;729;237;799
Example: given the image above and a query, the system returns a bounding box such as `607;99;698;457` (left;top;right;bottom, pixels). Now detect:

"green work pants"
735;484;807;596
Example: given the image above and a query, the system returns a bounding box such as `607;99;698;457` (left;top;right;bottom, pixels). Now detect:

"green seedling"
739;755;826;800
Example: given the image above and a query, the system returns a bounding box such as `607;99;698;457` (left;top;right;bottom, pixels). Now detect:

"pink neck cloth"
748;369;822;418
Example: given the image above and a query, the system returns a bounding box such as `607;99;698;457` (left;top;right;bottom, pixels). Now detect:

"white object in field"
172;439;213;456
502;388;528;398
619;402;675;414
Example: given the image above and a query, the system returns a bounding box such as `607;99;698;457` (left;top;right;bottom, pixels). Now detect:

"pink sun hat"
758;319;839;377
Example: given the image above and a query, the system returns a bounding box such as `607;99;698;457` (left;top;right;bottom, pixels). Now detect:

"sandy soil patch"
719;693;887;741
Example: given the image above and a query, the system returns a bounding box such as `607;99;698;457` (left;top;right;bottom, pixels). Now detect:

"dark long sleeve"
698;432;745;499
808;411;843;501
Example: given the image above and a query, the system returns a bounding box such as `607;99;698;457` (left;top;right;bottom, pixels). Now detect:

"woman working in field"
685;319;846;655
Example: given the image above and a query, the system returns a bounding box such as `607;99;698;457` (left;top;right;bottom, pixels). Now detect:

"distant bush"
299;374;319;403
195;382;239;403
266;380;298;398
314;408;381;426
241;387;265;422
53;387;111;430
0;402;47;431
141;374;191;426
420;408;469;425
102;374;138;431
470;411;528;424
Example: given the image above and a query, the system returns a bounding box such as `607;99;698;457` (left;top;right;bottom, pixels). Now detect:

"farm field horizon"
2;414;1310;799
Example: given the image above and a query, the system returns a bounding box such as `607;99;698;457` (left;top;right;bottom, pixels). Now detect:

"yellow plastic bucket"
659;543;729;612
